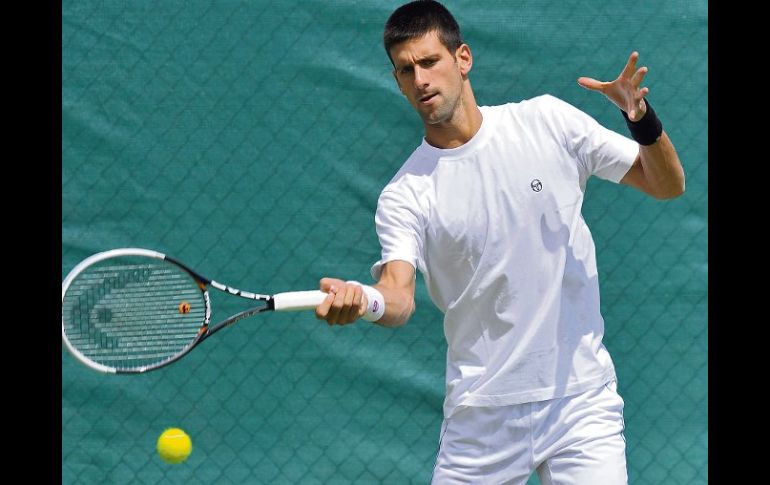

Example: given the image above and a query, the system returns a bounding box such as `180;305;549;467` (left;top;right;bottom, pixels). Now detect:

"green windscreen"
62;1;707;483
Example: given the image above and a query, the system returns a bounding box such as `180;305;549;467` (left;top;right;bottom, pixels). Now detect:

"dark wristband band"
621;98;663;146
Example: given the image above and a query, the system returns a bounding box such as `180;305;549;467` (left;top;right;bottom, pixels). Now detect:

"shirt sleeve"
540;94;638;185
370;187;422;281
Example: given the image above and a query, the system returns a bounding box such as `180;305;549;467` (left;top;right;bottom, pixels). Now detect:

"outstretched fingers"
628;66;650;120
577;51;653;121
576;76;605;92
621;51;639;79
630;65;648;89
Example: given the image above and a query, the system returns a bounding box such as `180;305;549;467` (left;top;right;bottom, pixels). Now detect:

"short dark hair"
383;0;464;66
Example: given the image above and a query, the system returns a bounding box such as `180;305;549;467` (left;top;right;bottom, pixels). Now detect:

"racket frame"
62;248;321;374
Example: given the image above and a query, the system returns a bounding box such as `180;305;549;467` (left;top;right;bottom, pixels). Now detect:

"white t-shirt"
370;94;638;418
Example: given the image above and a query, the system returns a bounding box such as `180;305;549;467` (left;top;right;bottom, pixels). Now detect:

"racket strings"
62;259;206;369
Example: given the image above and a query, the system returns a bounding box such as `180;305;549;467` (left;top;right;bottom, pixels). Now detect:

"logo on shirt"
531;179;543;192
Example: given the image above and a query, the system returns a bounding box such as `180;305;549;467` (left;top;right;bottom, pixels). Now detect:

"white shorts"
431;381;627;485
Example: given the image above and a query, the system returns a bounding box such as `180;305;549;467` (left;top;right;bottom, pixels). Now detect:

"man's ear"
456;44;473;77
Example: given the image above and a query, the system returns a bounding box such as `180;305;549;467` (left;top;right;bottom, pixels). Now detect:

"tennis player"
315;1;685;483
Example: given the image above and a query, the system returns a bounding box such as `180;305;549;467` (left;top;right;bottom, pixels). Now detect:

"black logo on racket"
72;268;153;348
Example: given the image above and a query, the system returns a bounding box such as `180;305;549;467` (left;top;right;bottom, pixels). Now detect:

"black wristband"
621;98;663;146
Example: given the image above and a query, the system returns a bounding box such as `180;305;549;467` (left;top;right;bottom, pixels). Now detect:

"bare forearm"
371;284;415;327
638;131;685;199
315;261;416;327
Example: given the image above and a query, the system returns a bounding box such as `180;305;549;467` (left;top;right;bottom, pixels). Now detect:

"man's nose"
413;66;429;90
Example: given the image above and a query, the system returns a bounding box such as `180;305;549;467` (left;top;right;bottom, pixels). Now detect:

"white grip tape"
273;290;327;311
347;281;385;322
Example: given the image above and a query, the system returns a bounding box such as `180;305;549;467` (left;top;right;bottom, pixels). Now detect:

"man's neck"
423;88;483;149
424;108;482;149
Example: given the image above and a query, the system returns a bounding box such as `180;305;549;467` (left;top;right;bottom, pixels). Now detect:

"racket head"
61;248;210;373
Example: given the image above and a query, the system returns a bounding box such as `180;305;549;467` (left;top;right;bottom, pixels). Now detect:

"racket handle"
273;290;327;311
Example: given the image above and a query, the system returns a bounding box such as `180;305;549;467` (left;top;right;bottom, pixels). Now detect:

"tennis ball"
156;427;192;464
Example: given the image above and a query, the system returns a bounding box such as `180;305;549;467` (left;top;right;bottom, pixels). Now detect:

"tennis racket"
61;248;327;374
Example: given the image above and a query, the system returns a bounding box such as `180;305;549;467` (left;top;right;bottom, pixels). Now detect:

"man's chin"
417;99;456;126
420;108;449;126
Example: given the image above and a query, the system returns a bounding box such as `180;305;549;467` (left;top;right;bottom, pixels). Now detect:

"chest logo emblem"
531;179;543;192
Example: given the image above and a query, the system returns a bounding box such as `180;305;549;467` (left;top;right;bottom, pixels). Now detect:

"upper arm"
371;186;424;281
619;153;651;194
537;95;638;184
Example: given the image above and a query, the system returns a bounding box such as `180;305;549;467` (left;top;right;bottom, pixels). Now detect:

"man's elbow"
392;296;416;327
654;176;686;200
670;179;686;199
406;297;417;321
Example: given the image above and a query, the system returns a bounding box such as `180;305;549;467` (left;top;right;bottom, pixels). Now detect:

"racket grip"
273;290;327;311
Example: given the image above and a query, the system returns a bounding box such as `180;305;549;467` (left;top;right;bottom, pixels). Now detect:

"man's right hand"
314;278;367;325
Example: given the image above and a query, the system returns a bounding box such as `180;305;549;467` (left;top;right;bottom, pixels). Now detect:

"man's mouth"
419;93;438;104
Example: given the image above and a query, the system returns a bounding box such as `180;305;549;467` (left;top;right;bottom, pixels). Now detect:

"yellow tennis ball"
156;427;192;464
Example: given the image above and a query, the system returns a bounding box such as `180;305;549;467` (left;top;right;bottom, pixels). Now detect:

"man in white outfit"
315;1;685;483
